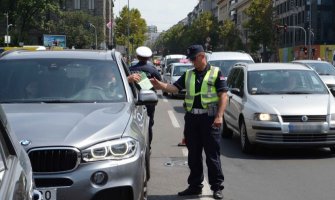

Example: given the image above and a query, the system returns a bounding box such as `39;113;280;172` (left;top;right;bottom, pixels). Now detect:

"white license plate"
288;124;322;133
38;188;57;200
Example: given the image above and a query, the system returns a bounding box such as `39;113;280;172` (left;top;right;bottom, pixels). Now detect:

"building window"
74;0;81;9
88;0;94;10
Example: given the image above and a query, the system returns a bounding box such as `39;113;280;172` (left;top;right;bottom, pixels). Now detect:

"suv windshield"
0;59;126;103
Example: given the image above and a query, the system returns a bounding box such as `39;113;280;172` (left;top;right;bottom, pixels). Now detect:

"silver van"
206;51;254;78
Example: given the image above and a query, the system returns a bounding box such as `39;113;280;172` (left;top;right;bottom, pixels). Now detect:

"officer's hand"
150;77;163;90
212;116;223;129
128;73;141;83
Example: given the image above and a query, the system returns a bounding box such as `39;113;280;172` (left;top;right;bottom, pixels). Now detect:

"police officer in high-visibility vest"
150;44;228;199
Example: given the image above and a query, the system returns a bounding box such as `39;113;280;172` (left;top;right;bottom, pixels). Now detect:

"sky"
114;0;199;32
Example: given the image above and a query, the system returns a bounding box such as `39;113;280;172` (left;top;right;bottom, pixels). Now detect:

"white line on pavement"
180;149;212;199
168;110;180;128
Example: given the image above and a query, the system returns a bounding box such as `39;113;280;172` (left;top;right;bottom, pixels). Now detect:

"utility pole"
127;0;130;63
308;0;312;59
4;12;12;47
108;0;112;48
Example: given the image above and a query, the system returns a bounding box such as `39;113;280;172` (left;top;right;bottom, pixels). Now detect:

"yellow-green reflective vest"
184;66;219;111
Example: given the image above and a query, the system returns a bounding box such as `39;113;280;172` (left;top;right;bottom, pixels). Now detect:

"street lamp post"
89;23;97;49
4;12;13;47
127;0;130;63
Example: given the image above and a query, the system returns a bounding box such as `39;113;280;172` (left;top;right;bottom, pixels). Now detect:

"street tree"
46;11;103;49
218;20;243;51
11;0;60;44
244;0;276;62
114;6;147;56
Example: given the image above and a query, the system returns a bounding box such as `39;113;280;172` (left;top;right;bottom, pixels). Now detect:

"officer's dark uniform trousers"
184;111;224;191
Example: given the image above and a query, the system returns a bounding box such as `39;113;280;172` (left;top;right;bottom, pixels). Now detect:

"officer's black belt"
189;108;208;115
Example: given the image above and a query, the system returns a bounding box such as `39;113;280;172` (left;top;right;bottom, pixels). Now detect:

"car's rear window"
0;59;127;103
208;60;254;77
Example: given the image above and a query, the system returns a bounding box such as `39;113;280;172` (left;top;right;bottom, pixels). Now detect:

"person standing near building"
150;44;227;199
130;46;162;150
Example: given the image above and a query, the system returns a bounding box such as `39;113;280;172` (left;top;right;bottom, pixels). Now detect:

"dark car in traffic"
0;49;157;200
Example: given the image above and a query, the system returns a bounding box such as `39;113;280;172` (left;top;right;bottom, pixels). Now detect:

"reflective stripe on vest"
185;66;219;111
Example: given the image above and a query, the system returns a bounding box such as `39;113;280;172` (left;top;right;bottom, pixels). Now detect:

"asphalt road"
148;91;335;200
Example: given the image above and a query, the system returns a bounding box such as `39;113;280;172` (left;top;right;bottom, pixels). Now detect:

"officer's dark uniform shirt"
174;63;228;109
130;61;162;81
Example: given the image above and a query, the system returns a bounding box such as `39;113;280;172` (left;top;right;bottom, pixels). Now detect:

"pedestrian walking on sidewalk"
150;44;228;199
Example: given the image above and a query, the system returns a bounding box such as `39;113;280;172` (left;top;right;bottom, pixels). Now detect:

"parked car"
0;49;158;200
223;62;335;153
161;54;186;74
162;62;193;97
0;105;41;200
291;60;335;96
206;51;254;78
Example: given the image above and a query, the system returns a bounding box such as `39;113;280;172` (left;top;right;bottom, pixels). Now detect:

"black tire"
221;117;233;139
240;120;254;153
145;148;151;181
141;160;148;200
162;91;168;96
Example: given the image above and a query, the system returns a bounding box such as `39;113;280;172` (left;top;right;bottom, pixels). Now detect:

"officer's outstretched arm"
150;77;179;93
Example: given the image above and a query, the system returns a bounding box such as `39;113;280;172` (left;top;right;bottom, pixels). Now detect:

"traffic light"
284;24;288;32
303;47;308;55
275;24;281;33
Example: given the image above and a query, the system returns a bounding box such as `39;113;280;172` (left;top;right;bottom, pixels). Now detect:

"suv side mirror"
230;88;241;96
136;89;158;105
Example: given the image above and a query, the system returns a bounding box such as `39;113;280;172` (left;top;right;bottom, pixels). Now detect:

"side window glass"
235;69;244;96
227;68;238;88
121;57;137;97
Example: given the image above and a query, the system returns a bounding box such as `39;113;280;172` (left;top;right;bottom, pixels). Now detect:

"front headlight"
82;137;138;162
254;113;279;122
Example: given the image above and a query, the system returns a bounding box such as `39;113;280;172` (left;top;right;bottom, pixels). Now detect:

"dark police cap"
186;45;204;59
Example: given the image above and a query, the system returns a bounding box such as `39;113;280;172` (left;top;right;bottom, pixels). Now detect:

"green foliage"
244;0;276;60
114;6;147;55
12;0;60;44
46;11;104;49
153;12;243;55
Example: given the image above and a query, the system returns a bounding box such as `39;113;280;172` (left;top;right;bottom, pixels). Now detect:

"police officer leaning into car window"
129;46;162;151
150;44;228;199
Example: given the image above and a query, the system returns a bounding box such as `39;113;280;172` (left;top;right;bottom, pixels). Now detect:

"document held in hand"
137;72;153;90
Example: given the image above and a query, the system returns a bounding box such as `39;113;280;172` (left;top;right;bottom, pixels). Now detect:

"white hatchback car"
223;62;335;153
162;62;193;97
206;51;254;78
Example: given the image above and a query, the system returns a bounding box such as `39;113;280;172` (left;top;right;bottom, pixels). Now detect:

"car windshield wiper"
252;92;271;95
277;91;313;94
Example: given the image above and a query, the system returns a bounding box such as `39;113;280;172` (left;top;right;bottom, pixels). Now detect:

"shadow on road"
149;194;212;200
220;134;335;160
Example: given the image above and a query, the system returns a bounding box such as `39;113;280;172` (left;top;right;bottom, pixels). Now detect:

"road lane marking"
180;148;212;200
168;110;180;128
182;148;188;157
